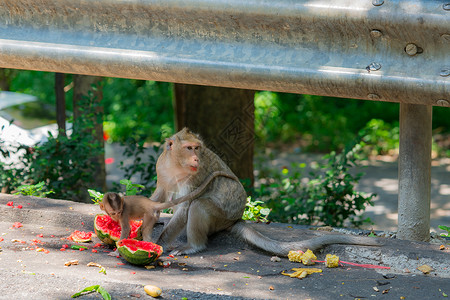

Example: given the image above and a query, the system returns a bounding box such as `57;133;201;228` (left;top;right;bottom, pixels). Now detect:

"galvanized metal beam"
0;0;448;106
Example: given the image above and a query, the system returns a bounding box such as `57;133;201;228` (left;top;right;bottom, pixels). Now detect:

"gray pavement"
1;194;449;300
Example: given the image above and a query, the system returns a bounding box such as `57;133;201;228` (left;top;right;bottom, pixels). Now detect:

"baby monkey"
100;171;237;242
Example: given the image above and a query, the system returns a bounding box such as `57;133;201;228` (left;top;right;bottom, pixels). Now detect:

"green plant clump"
439;225;450;238
257;142;375;228
242;197;271;223
14;181;54;197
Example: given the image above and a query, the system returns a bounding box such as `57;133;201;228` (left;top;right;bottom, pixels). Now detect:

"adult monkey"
152;128;383;255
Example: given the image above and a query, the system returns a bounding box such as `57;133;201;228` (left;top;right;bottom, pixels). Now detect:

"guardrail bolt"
366;62;382;72
440;68;450;77
370;30;383;38
443;3;450;10
372;0;384;6
437;100;450;107
405;43;422;56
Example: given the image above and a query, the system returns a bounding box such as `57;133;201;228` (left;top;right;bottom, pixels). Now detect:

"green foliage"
254;91;403;152
88;189;104;205
439;225;450;238
2;80;105;201
115;136;161;197
0;161;21;193
25;132;103;200
257;142;375;228
13;181;54;197
119;179;145;196
358;119;399;156
102;79;174;142
242;197;271;222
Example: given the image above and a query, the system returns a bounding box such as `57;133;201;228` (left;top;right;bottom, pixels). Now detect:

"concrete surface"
0;194;449;300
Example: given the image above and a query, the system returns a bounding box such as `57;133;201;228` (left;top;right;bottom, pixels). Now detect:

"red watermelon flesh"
94;214;142;246
69;230;93;243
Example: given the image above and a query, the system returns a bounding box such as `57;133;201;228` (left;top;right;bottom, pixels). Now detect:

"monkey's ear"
165;138;174;150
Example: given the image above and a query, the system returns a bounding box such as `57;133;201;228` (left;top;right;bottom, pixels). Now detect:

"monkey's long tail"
230;220;384;257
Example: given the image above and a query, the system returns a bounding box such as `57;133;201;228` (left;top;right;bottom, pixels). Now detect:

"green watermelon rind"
94;214;142;246
94;214;120;246
117;240;163;266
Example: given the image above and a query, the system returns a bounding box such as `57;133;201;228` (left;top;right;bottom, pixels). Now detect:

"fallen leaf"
417;264;433;274
269;286;275;290
440;245;445;250
382;289;390;294
373;287;379;292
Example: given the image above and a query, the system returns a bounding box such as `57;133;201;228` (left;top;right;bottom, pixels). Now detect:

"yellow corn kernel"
288;250;304;262
301;249;317;265
325;254;339;268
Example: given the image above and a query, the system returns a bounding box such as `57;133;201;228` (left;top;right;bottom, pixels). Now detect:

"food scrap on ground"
65;260;79;267
87;262;107;274
282;267;323;279
68;230;93;243
325;254;340;268
417;264;433;274
144;285;162;298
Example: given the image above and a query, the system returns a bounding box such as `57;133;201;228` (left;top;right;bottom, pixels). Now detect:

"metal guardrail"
0;0;448;106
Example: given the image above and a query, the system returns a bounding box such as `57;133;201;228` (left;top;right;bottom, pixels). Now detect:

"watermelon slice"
69;230;93;243
117;239;163;265
94;214;142;246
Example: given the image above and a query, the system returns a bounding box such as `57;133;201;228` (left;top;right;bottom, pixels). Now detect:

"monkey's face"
179;141;201;173
104;203;122;222
101;193;124;222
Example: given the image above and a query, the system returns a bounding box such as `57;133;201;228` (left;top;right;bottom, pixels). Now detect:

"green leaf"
71;285;111;300
97;286;112;300
72;285;100;298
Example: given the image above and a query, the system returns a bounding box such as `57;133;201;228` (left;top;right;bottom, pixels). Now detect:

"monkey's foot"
169;244;206;256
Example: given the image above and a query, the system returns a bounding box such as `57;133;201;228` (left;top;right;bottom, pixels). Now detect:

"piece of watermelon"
69;230;93;243
94;214;142;246
117;239;163;265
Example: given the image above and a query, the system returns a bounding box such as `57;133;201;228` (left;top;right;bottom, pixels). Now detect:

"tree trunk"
0;68;16;91
72;75;106;197
174;84;255;187
55;73;66;137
